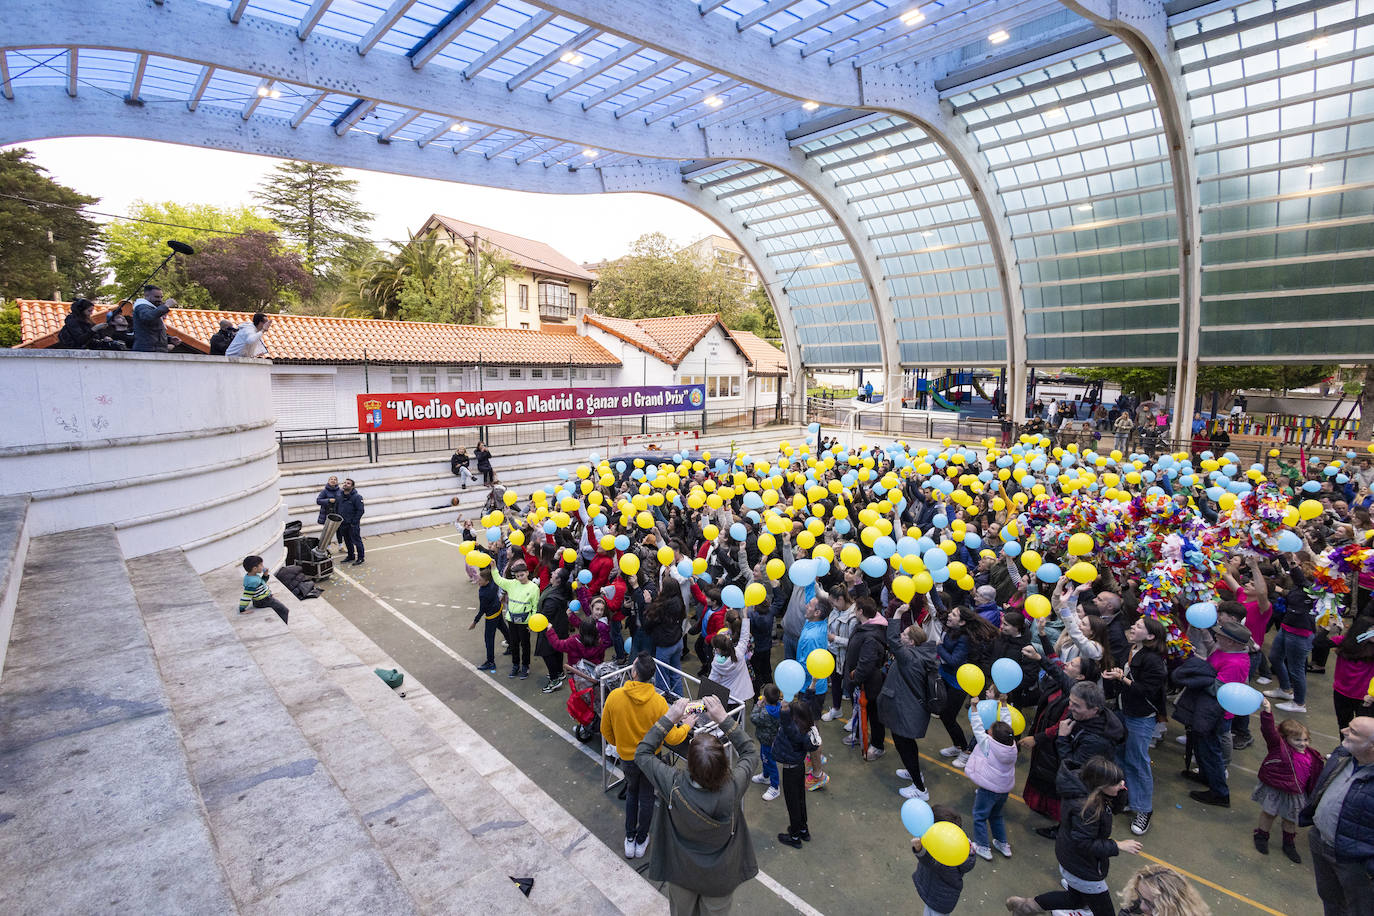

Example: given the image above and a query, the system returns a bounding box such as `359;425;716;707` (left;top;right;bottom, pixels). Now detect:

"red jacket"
547;622;611;667
1257;710;1325;796
603;576;627;622
705;606;728;642
589;554;614;593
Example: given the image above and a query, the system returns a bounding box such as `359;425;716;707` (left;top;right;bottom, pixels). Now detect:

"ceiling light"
560;52;585;65
1076;204;1092;212
802;100;820;111
268;89;281;99
1306;35;1328;51
901;8;925;25
256;85;270;97
582;149;598;158
1045;106;1065;119
1306;164;1324;173
876;153;890;165
989;29;1010;44
450;123;469;132
704;95;724;108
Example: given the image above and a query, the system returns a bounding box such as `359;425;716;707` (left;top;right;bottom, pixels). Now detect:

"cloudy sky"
14;137;722;264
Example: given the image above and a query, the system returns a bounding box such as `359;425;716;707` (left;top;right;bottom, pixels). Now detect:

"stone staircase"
279;425;802;539
0;516;665;914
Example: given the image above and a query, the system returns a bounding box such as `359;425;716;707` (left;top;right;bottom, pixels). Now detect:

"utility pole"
47;230;60;300
469;233;480;325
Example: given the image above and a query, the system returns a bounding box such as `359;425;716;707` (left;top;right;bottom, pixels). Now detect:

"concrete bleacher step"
199;563;665;915
0;527;235;914
127;549;417;914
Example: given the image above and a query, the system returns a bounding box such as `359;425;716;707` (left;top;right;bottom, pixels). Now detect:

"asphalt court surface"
324;527;1319;915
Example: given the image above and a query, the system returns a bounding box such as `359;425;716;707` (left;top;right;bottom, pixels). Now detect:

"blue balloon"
722;585;745;608
992;657;1023;693
676;559;693;578
930;566;951;584
860;555;888;578
1325;465;1339;477
923;548;948;570
900;798;935;838
1276;530;1303;553
577;569;593;585
1003;540;1022;558
835;519;852;535
1338;473;1350;484
897;536;920;556
965;534;983;551
1303;480;1321;493
616;461;626;473
932;514;949;529
1185;602;1217;629
873;535;897;559
569;599;581;613
1036;563;1062;584
743;492;764;510
730;522;747;542
1218;682;1263;717
1206;486;1225;502
807;422;821;434
917;537;936;554
615;534;630;551
558;467;569;480
486;528;501;543
593;513;608;527
788;559;818;587
814;557;832;577
775;659;806;698
624;637;633;656
543;520;557;535
697;571;713;584
975;698;1001;730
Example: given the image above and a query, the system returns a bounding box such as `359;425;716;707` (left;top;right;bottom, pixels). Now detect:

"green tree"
590;232;751;320
349;234;514;324
726;284;782;340
0;301;21;347
1070;364;1337;405
0;149;104;300
101;201;280;305
253;161;372;276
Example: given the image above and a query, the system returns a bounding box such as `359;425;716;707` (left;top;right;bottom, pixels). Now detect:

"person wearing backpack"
845;598;891;761
878;616;939;801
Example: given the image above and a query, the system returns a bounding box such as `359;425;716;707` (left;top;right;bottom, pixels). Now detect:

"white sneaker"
973;844;993;861
752;773;770;784
762;786;780;801
899;783;930;801
939;746;961;758
843;717;856;732
896;768;911;781
633;839;649;859
1256;676;1273;686
822;708;839;722
994;840;1012;858
865;746;885;761
624;838;635;859
1263;687;1293;700
953;751;970;769
1276;701;1307;713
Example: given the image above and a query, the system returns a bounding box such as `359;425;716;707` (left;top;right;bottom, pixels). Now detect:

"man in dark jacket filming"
1300;715;1374;915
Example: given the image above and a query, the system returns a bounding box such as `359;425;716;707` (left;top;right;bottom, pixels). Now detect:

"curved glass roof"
4;0;1373;375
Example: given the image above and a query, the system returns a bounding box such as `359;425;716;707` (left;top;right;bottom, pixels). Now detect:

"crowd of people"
54;287;274;356
447;422;1374;915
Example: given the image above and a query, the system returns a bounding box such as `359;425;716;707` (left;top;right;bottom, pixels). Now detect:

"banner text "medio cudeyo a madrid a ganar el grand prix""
357;385;706;432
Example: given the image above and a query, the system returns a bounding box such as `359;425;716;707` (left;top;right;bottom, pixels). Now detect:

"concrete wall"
0;350;283;573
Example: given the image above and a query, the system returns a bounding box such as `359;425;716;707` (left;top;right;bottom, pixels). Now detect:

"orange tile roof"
583;313;675;363
725;328;789;376
13;300;620;367
423;215;596;282
634;314;723;365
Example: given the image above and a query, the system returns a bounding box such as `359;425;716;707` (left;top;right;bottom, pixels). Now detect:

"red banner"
357;385;705;433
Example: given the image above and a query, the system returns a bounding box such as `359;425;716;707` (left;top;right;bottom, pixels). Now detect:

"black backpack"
923;657;949;715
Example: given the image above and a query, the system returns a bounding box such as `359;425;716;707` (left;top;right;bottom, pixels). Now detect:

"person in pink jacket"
964;689;1018;860
1252;699;1325;863
546;618;612;669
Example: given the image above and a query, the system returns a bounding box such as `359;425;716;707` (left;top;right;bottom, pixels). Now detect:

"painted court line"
334;568;821;916
368;535;454;553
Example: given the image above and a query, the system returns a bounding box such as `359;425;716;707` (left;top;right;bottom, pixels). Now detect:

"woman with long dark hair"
936;607;998;767
1103;615;1168;837
1005;756;1142;916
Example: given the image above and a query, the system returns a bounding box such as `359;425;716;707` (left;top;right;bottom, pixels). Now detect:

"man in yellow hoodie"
602;653;693;859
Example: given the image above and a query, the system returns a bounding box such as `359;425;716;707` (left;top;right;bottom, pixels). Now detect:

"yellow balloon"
1283;505;1300;527
766;558;786;580
527;612;549;633
913;571;934;594
620;553;640;576
1008;707;1026;736
509;530;525;548
901;554;924;575
813;543;835;563
1067;532;1094;556
1299;499;1323;521
562;548;577;563
503;490;518;506
467;550;491;569
941;540;957;556
796;531;816;550
1021;550;1042;574
957;663;985;697
703;524;720;541
947;561;967;581
892;575;916;603
1218;493;1237;511
806;648;836;680
1025;594;1052;618
745;582;767;606
840;543;863;568
692;557;707;576
458;541;475;555
956;575;975;591
1067;561;1098;585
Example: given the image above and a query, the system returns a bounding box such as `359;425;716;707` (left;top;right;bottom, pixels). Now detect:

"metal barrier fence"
276;404;809;464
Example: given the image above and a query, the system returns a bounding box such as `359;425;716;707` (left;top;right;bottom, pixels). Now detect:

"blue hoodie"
797;618;830;693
